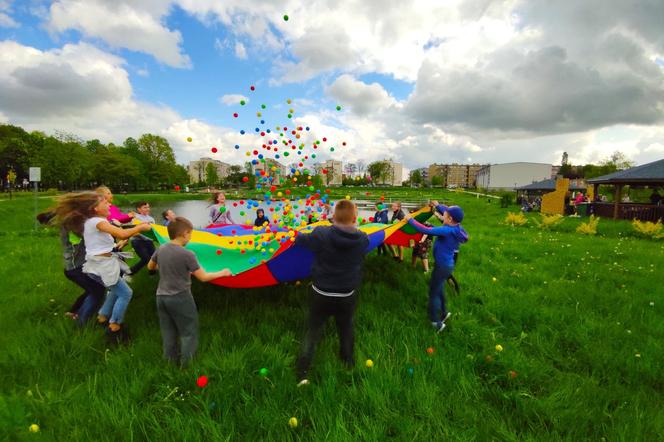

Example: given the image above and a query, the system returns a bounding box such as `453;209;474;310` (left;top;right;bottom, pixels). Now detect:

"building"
253;158;288;184
315;160;343;186
376;159;403;186
188;158;231;184
476;162;554;190
427;163;485;187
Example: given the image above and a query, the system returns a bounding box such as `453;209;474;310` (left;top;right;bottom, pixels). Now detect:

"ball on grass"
288;417;298;428
29;424;40;433
365;359;374;368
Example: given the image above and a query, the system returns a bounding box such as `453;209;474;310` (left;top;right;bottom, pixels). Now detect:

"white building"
253;158;288;184
188;158;231;184
476;162;554;190
314;160;343;186
374;159;403;186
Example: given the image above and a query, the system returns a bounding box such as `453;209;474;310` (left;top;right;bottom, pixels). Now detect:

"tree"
368;161;392;185
205;162;219;187
602;151;634;171
431;176;444;187
409;169;423;186
561;151;569;166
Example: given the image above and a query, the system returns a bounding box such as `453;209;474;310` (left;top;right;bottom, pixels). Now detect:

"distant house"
476;162;554;190
188;158;231;184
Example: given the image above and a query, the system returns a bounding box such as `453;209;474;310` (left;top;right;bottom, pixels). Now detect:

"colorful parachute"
148;207;432;288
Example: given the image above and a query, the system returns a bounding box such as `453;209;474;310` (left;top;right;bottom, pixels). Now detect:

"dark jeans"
156;293;199;366
130;238;156;274
296;288;357;380
376;244;387;255
428;264;454;323
64;267;105;326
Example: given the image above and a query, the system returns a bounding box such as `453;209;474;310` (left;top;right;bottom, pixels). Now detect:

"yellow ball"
495;344;503;352
345;195;351;200
29;424;40;433
186;137;192;142
492;277;497;282
365;359;374;368
288;417;298;428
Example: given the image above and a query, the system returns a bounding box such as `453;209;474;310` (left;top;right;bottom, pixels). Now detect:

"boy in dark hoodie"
405;201;468;333
294;200;369;385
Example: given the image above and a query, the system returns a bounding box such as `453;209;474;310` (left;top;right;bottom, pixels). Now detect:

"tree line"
0;124;189;192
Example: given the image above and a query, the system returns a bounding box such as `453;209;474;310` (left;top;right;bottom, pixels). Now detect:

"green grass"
1;190;663;440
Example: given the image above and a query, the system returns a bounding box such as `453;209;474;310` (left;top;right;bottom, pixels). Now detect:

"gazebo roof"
586;159;664;185
516;178;586;191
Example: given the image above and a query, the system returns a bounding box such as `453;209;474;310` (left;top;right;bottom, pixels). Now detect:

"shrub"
576;215;599;235
504;212;527;226
534;213;564;230
632;219;663;239
500;193;512;208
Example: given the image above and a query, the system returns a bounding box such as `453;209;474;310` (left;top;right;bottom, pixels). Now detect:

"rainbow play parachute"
148;207;432;288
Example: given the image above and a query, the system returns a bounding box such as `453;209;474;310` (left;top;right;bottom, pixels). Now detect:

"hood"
455;225;469;243
330;225;365;249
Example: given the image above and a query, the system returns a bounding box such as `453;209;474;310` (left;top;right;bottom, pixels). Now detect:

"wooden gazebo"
586;159;664;221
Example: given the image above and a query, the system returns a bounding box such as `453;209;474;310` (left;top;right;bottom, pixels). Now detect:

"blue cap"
443;205;464;223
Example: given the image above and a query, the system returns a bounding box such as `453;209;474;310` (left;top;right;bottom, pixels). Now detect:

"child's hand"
430;200;439;207
220;268;232;277
404;213;412;221
138;223;152;232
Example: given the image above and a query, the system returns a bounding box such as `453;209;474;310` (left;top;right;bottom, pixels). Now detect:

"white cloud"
47;0;191;68
0;11;18;27
219;94;248;106
325;75;396;116
234;41;247;59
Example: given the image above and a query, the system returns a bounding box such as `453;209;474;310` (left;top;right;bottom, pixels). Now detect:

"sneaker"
297;379;309;387
442;312;451;323
432;321;445;333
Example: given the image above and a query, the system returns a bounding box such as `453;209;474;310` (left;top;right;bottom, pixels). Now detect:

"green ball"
287;113;292;119
259;367;268;376
336;105;342;111
240;211;245;216
330;147;335;152
219;206;227;213
240;100;246;106
283;14;289;21
261;104;266;109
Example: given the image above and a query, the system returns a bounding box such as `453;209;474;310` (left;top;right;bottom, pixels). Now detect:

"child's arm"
108;205;134;224
405;217;452;236
192;268;232;282
147;259;158;271
96;219;151;240
293;229;321;251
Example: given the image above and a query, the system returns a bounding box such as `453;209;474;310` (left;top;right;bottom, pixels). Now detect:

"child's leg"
129;239;156;274
334;294;357;367
296;290;331;380
64;268;92;314
156;296;180;363
399;246;404;260
422;258;429;272
167;294;199;366
108;278;133;325
98;288;117;322
428;265;453;324
75;276;106;326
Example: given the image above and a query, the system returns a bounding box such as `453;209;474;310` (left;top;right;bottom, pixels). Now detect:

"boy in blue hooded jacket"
405;201;468;332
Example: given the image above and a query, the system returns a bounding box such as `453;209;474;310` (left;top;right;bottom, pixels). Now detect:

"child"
208;192;235;225
38;210;105;327
405;201;468;332
411;222;433;272
96;185;134;224
254;208;270;227
54;192;151;340
129;201;156;275
373;202;389;256
147;217;232;366
293;200;369;385
389;201;405;262
162;209;176;226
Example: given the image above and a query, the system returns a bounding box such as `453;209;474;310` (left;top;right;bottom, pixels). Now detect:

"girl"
411;222;433;272
54;192;151;341
208;192;235;225
96;185;134;224
254;208;270;227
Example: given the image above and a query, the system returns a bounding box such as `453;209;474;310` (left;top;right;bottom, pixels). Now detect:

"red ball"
196;375;208;388
211;147;218;153
174;185;180;191
233;113;238;118
216;250;222;255
242;176;249;182
426;347;434;355
250;85;255;91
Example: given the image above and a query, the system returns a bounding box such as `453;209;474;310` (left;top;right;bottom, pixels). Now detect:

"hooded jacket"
294;225;369;293
407;218;468;267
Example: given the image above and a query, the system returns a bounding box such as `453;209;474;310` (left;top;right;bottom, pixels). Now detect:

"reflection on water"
144;199;391;228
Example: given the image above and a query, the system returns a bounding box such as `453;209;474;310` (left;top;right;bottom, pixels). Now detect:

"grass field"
0;189;662;440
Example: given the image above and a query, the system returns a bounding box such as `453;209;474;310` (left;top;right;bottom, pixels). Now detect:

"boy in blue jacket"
293;200;369;385
405;201;468;332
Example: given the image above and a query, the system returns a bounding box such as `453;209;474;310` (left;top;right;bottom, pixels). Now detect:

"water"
141;199;426;228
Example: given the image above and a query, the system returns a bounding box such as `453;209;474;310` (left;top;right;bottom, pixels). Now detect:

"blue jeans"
130;238;156;274
428;264;454;323
64;267;105;327
98;278;133;324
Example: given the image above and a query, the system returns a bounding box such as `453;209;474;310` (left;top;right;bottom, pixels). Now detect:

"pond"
133;199;428;228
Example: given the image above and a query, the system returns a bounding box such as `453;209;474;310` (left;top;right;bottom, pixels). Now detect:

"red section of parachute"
383;229;424;247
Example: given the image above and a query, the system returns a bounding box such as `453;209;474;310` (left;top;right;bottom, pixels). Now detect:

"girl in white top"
208;192;235;225
54;191;151;338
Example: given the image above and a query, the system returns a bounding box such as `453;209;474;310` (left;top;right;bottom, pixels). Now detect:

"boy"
129;201;156;275
162;209;176;226
405;201;468;332
373;202;389;256
147;217;232;366
294;200;369;385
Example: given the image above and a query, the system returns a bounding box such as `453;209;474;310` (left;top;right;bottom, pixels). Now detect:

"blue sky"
0;0;662;170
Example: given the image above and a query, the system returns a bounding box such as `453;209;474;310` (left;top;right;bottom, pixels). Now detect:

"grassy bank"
0;191;662;440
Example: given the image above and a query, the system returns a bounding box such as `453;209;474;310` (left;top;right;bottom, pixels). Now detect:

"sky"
0;0;663;173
